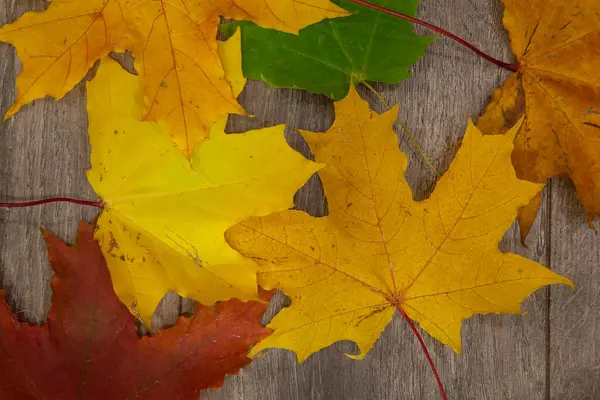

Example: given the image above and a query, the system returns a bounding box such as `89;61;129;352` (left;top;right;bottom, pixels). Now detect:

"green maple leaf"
223;0;434;100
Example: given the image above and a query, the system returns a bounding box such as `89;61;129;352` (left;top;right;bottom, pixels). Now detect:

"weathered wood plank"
0;0;98;321
550;178;600;399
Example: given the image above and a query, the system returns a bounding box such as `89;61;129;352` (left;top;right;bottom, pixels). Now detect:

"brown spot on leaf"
107;232;119;255
584;122;600;130
354;306;389;327
559;21;572;31
501;76;526;130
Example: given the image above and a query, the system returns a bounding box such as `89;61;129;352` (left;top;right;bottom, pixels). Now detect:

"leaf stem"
399;306;448;400
347;0;519;72
0;198;103;208
360;81;440;177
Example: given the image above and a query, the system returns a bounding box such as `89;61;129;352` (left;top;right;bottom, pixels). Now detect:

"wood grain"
0;0;596;399
550;178;600;400
0;0;99;323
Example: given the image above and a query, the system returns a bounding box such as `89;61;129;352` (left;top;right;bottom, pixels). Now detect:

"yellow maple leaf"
0;0;348;157
86;54;321;325
226;87;573;362
478;0;600;239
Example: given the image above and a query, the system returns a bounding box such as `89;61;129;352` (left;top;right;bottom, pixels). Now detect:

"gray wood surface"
0;0;594;399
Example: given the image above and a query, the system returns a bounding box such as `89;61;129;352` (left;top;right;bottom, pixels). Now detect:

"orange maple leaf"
478;0;600;239
0;0;348;157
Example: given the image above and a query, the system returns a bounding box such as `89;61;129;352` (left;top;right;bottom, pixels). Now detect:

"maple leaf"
0;0;129;120
477;0;600;239
226;87;573;362
0;0;348;157
87;56;321;325
223;0;434;99
0;222;271;399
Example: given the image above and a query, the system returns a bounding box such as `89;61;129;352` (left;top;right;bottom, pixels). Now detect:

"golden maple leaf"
478;0;600;240
0;0;348;158
226;87;573;362
86;46;321;324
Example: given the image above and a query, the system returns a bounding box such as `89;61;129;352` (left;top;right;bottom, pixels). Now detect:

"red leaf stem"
399;306;448;400
0;198;103;208
348;0;519;72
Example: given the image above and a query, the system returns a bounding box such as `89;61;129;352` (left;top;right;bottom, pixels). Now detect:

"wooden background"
1;0;598;399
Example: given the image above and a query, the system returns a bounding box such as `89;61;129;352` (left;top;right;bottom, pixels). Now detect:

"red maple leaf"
0;222;271;399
